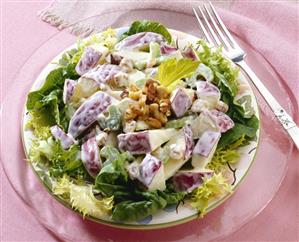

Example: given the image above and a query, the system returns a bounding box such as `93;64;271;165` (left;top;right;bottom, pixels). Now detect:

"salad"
25;20;259;223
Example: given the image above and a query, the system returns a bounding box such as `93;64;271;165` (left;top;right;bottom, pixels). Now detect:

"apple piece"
83;64;121;84
172;169;214;192
163;125;194;180
210;109;234;133
192;131;221;169
50;125;75;150
75;46;101;76
160;43;177;55
63;79;77;104
181;46;199;60
190;110;220;139
139;154;166;191
68;91;117;138
115;32;165;51
170;88;192;118
81;136;102;178
117;128;175;155
196;81;220;108
183;124;194;160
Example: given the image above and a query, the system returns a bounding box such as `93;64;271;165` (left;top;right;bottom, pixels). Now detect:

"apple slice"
50;125;75;150
170;88;192;118
172;168;214;192
192;131;221;169
81;136;102;178
117;128;175;155
115;32;165;51
127;154;166;191
63;79;76;104
163;125;194;180
83;64;121;84
68;91;117;138
75;46;101;76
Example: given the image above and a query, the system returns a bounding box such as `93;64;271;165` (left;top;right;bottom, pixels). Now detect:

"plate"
21;27;259;229
0;14;292;241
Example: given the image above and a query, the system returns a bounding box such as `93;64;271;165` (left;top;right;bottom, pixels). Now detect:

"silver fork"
193;2;299;149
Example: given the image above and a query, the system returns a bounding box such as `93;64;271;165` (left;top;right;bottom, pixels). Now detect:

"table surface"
1;2;298;241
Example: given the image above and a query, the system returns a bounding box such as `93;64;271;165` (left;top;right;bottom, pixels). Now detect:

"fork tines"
192;2;240;52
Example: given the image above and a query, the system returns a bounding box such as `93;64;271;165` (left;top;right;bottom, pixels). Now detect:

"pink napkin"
39;1;298;111
220;1;299;110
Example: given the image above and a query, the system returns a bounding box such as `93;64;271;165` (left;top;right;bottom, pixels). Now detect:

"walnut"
124;108;138;120
159;99;171;116
124;79;172;128
146;117;162;128
156;85;169;99
149;103;167;124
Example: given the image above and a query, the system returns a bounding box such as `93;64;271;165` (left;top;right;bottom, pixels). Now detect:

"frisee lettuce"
207;135;247;173
53;175;114;218
190;173;232;217
196;40;239;97
155;58;200;92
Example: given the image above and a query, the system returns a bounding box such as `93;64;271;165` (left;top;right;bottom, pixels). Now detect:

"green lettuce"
196;40;259;147
196;40;239;97
120;20;172;43
112;189;186;222
29;134;88;180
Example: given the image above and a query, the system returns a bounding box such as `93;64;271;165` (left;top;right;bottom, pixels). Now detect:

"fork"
193;2;299;149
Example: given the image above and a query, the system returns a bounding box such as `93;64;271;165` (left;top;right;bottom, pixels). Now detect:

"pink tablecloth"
1;2;298;241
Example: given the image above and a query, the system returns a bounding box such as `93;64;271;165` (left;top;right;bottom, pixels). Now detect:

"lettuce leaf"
155;58;200;91
190;173;232;217
196;40;259;147
120;20;172;43
196;40;239;97
53;175;114;218
29;134;88;180
111;189;185;222
26;65;79;130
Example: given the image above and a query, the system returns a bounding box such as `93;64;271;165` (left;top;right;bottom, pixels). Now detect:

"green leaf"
121;20;172;43
155;58;200;91
219;115;259;148
112;190;167;222
196;40;239;97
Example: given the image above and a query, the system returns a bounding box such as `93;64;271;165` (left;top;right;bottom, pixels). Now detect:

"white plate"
22;28;260;229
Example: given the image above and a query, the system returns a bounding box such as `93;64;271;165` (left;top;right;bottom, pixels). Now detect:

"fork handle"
236;60;299;150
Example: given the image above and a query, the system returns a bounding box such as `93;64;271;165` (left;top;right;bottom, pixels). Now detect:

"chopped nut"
124;108;138;120
146;117;162;128
159;99;171;115
149;103;167;124
156;85;169;99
